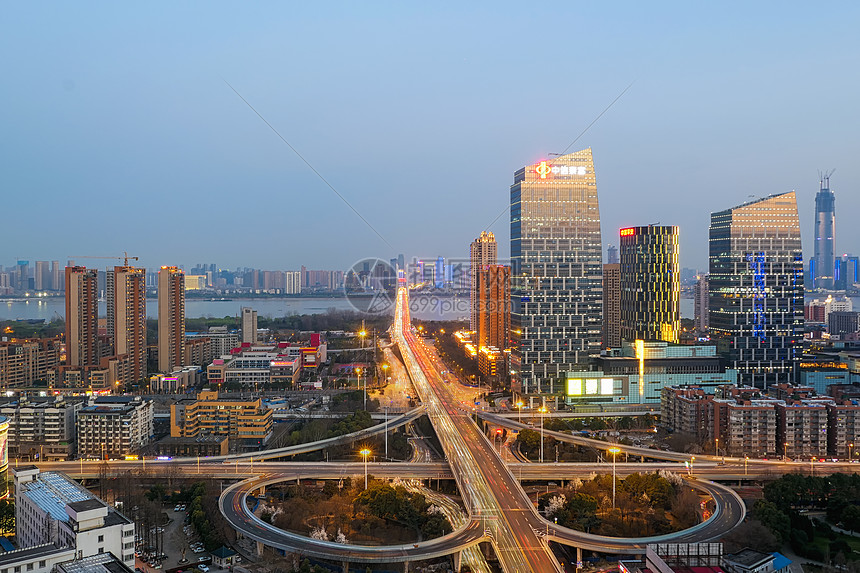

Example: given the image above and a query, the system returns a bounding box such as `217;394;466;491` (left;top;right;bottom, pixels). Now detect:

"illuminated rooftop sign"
535;161;587;179
620;228;635;237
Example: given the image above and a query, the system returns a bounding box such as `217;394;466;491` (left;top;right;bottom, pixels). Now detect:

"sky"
2;2;859;274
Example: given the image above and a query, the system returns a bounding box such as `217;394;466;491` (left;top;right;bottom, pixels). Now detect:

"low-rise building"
826;400;860;458
76;397;153;459
0;397;83;461
152;435;228;457
0;544;76;573
149;365;201;394
13;467;135;567
183;338;211;369
0;338;62;388
170;390;271;450
567;342;738;406
660;386;714;441
186;327;239;358
775;400;829;459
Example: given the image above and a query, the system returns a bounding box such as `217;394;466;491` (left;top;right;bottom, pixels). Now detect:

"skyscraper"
607;245;619;265
65;266;99;369
107;265;147;382
602;263;621;348
50;261;60;291
241;307;258;344
811;174;836;290
511;148;602;394
158;266;185;373
619;225;680;343
477;264;511;380
694;275;709;332
470;232;497;332
34;261;48;291
709;192;804;387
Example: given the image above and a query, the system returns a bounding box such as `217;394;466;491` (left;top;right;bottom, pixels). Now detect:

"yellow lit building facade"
170;390;272;447
619;225;680;344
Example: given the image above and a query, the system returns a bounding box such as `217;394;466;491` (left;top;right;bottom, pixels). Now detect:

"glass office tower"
811;174;836;290
511;148;602;395
619;225;680;343
708;192;804;387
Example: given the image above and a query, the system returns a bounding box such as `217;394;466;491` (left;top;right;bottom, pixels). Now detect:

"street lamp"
850;443;854;462
811;456;815;476
784;442;789;462
715;437;719;456
744;455;749;476
356;367;366;410
539;407;548;463
360;448;371;490
608;447;621;510
516;401;524;424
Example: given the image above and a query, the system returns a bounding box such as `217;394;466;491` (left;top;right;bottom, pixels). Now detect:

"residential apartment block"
76;397;153;459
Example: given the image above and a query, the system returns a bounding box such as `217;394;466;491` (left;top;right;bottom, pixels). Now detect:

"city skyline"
2;3;859;271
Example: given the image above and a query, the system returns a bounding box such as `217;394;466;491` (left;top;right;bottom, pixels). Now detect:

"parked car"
198;566;209;573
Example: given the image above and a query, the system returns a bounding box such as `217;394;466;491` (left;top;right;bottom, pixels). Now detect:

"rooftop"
21;472;93;520
0;544;73;566
67;499;106;514
57;552;133;573
724;548;773;568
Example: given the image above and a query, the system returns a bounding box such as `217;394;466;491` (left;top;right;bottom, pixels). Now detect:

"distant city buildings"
511;149;602;395
708;192;804;388
64;266;99;371
470;232;497;333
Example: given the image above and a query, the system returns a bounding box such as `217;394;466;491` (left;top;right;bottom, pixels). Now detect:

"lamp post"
850;443;854;463
784;442;789;462
811;456;815;476
516;401;524;424
539;406;548;463
608;447;621;510
360;448;371;490
356;367;365;410
715;437;719;457
744;455;749;476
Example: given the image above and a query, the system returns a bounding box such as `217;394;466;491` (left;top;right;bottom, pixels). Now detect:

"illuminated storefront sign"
620;228;635;237
535;161;587;179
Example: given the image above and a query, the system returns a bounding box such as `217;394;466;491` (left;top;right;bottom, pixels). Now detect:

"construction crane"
69;252;140;267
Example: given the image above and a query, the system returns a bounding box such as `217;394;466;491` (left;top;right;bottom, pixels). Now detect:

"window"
26;565;33;572
98;548;104;554
98;535;104;542
38;563;45;569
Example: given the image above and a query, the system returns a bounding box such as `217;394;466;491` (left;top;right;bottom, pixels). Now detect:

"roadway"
394;288;565;572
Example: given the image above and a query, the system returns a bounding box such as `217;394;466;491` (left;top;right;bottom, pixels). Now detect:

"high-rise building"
511;148;602;394
34;261;48;291
50;261;60;291
158;266;185;373
470;232;498;332
64;267;99;369
106;266;147;382
834;254;859;291
693;275;709;332
477;265;511;351
241;307;258;344
602;263;621;348
811;174;836;290
16;260;29;292
607;245;619;265
619;225;680;343
709;192;804;387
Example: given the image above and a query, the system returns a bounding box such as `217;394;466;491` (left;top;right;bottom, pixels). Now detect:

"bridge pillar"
255;541;264;557
341;561;349;573
259;485;266;496
576;546;583;569
452;551;462;572
403;560;410;572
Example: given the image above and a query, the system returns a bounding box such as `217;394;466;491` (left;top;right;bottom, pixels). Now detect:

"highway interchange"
31;287;800;571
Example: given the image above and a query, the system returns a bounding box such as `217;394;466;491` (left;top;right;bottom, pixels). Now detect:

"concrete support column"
576;546;583;569
259;485;266;495
403;560;410;572
452;551;462;572
341;561;349;573
255;541;264;557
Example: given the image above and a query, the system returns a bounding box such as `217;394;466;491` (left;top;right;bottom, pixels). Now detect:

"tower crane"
68;252;140;267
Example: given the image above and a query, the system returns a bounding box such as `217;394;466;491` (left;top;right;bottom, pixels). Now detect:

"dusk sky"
2;2;858;273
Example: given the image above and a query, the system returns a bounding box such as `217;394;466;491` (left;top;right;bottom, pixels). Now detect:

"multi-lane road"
395;288;567;571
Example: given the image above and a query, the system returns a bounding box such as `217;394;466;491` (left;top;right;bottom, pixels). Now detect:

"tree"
752;499;791;543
